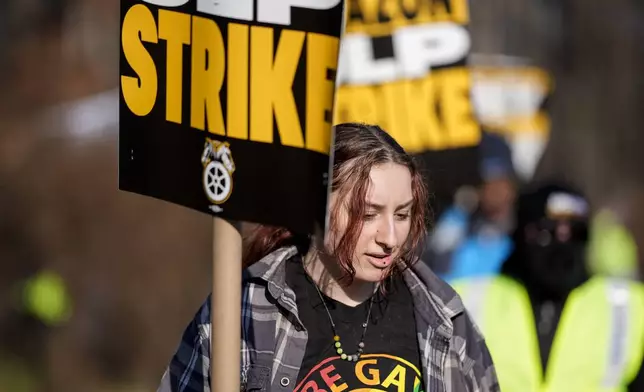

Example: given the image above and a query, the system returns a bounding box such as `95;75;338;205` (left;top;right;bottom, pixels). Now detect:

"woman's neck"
303;248;376;307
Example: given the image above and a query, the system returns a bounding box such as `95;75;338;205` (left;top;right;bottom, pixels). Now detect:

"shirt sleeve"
157;295;212;392
451;309;501;392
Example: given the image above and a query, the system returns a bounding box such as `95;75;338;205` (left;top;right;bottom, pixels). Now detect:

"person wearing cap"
426;131;517;281
451;182;644;391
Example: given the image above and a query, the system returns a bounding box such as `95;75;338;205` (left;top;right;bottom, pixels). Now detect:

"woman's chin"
353;268;386;283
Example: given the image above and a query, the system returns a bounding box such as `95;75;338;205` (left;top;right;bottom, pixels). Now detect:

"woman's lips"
366;254;393;268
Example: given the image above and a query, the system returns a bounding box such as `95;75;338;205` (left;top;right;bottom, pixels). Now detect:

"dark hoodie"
500;183;644;389
501;183;589;372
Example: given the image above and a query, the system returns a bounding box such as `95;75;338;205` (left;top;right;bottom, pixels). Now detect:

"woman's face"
326;162;414;283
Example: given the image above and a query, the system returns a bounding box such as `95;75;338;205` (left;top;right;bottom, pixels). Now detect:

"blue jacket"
427;206;513;282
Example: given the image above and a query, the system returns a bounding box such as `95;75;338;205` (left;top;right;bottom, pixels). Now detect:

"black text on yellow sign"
120;3;340;154
346;0;470;35
334;67;480;152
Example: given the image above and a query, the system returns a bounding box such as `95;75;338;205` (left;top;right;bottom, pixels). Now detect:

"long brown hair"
243;123;430;281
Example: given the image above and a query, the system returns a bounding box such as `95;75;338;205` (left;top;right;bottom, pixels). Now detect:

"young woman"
158;123;499;392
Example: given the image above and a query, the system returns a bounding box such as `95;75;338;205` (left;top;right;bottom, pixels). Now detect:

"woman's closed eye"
395;212;410;221
364;212;378;220
363;210;410;221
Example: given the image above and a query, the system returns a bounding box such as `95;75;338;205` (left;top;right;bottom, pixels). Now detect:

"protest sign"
119;1;345;390
470;65;553;181
119;0;345;235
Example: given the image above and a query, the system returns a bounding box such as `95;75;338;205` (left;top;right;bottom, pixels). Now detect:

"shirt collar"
244;246;464;338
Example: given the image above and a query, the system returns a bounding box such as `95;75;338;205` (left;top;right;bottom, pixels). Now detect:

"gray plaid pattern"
158;246;500;392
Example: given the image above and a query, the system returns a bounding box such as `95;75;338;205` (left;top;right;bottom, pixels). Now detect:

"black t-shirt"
286;258;424;392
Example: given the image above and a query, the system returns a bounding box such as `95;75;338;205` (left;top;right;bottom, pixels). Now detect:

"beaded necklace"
310;280;376;362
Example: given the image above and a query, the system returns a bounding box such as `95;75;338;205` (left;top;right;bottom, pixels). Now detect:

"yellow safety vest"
452;276;644;392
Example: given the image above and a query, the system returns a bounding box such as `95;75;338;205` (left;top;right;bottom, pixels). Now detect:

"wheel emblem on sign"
203;161;231;203
201;139;235;206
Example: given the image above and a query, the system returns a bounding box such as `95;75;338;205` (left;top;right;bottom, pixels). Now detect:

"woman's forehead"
366;163;413;204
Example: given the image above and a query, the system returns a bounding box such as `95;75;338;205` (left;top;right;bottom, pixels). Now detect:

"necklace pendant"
313;280;374;363
333;337;365;361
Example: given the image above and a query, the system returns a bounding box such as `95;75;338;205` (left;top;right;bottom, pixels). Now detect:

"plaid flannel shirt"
157;246;500;392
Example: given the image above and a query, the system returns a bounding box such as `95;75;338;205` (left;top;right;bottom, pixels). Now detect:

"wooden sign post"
211;218;242;390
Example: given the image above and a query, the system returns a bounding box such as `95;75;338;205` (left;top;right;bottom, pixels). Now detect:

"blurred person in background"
452;182;644;391
425;131;517;281
0;268;72;392
0;193;72;392
588;202;640;281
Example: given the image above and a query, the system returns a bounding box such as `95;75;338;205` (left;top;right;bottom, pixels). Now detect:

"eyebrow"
366;200;413;211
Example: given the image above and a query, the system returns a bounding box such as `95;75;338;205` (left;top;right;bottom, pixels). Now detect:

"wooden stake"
211;217;242;391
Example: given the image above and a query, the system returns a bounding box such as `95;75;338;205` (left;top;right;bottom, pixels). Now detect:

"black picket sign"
119;0;345;235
